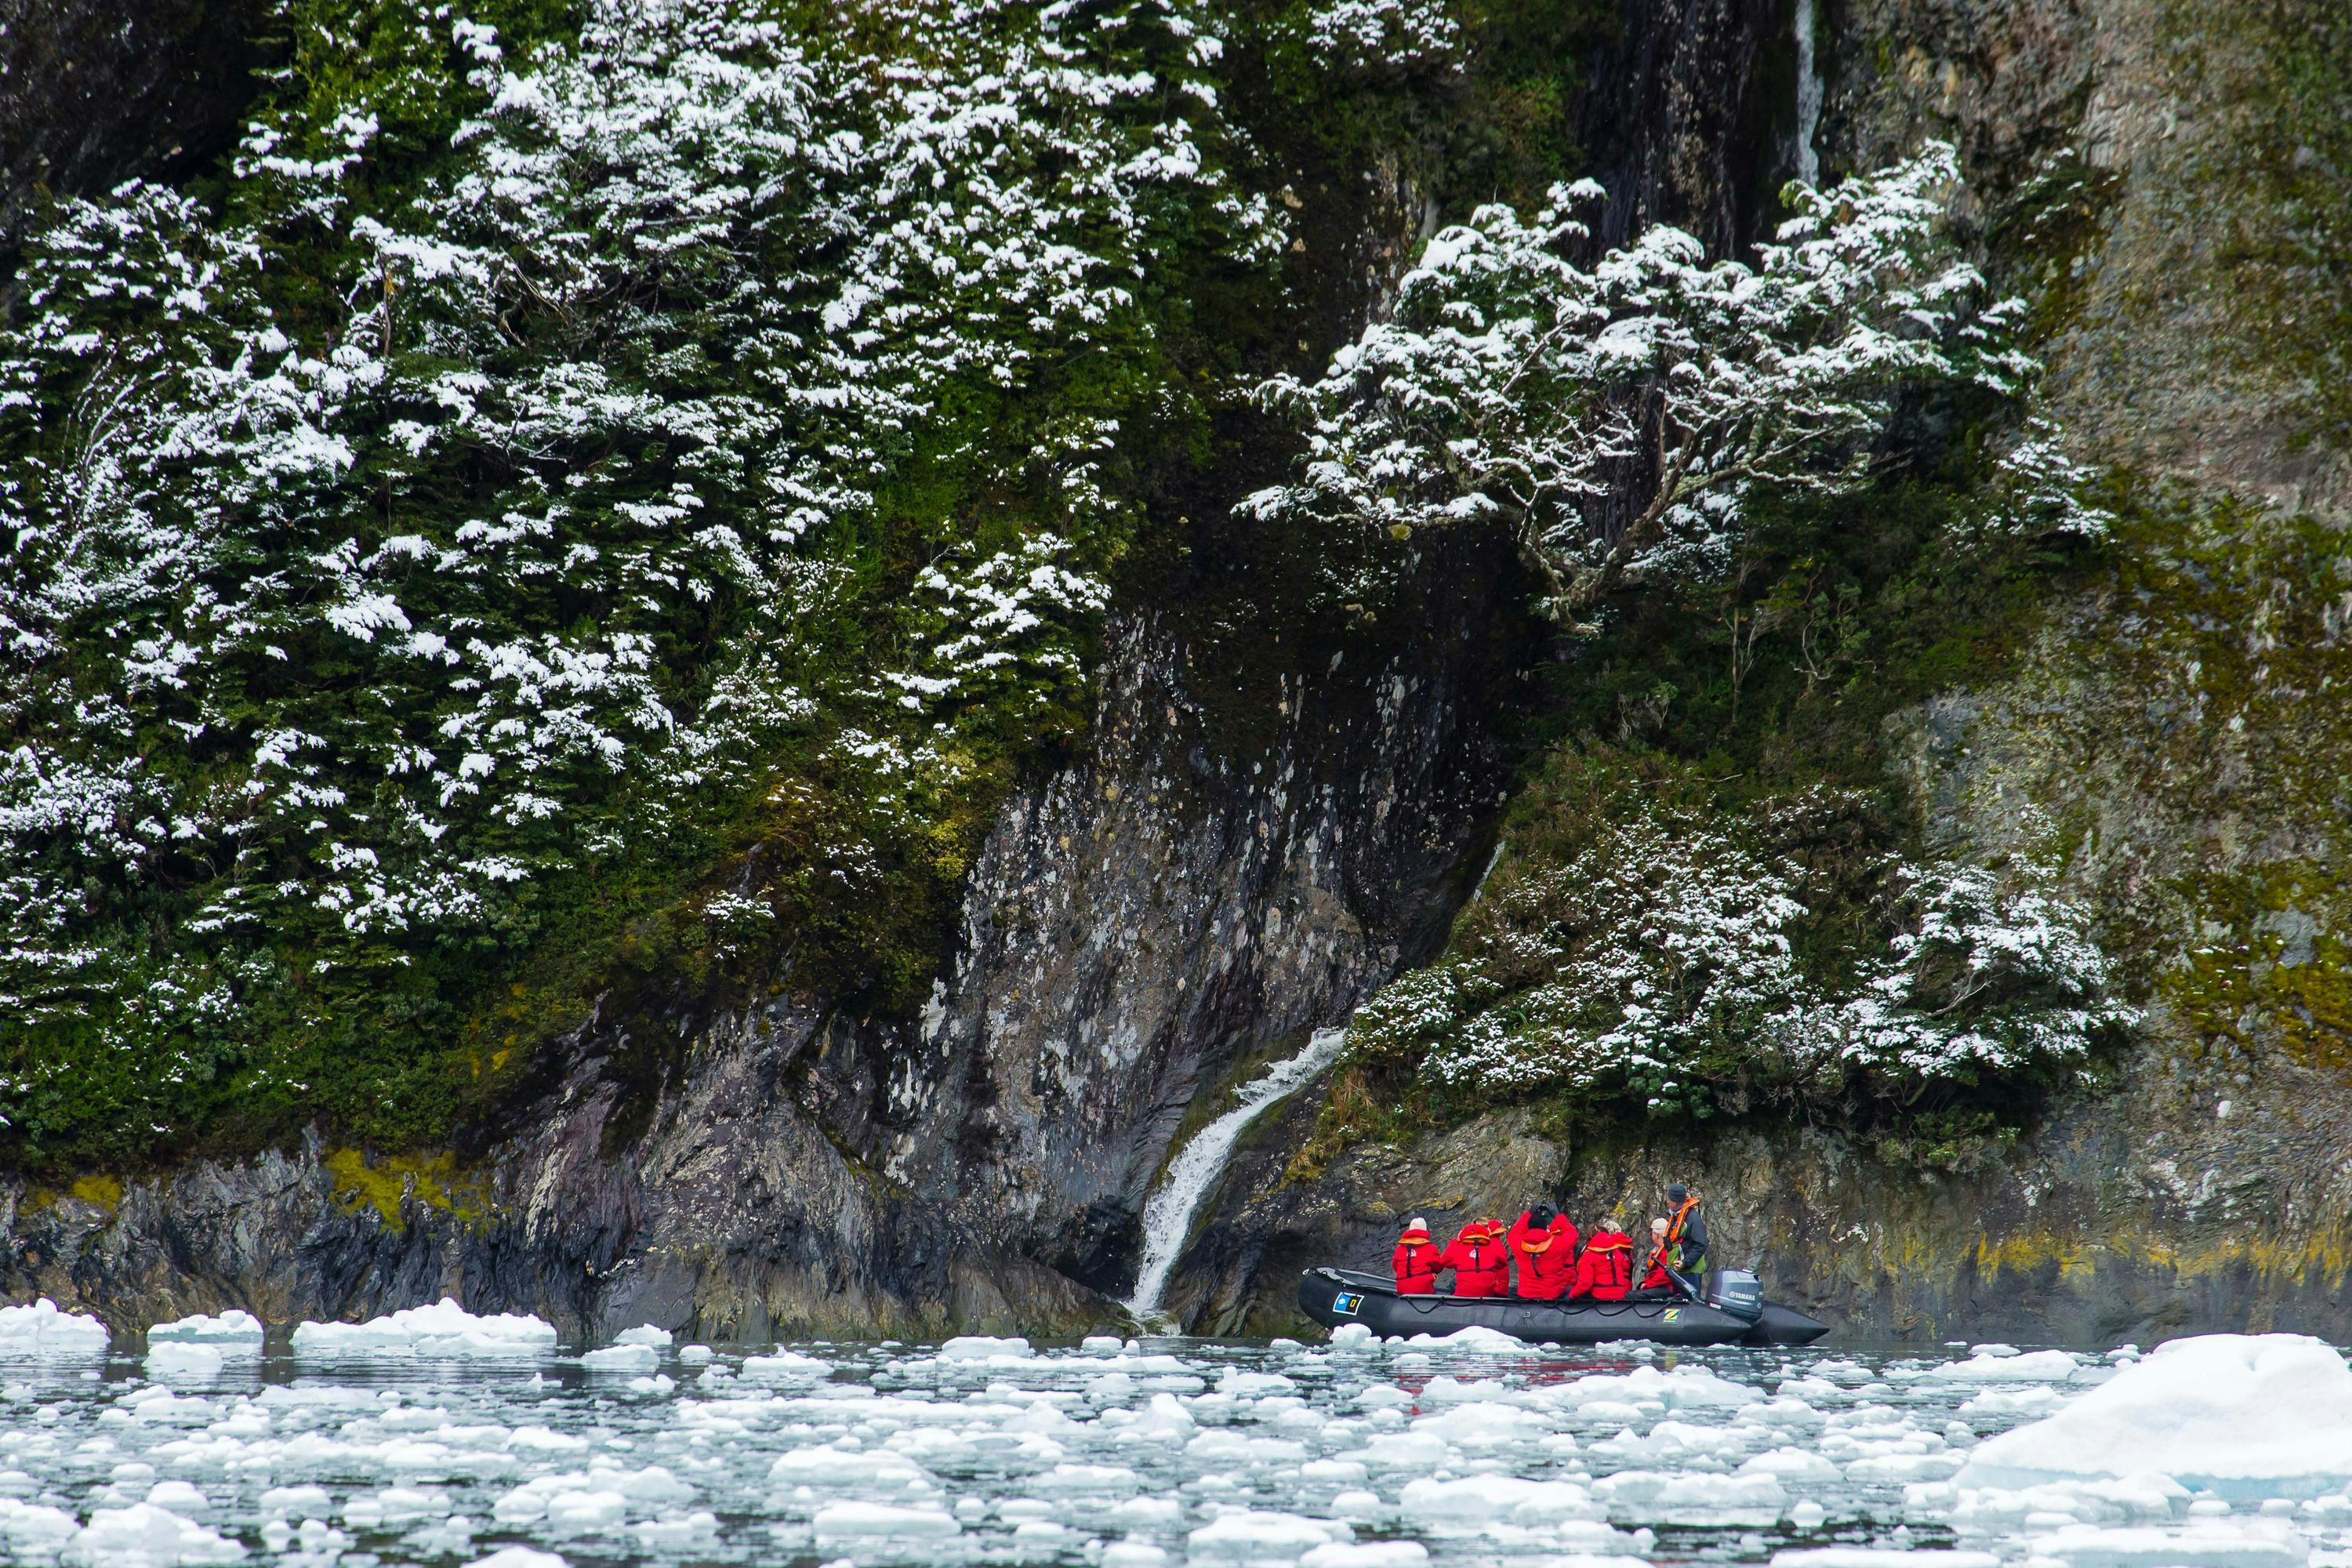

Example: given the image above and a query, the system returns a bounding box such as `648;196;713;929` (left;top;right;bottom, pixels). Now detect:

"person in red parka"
1505;1204;1578;1300
1571;1225;1635;1301
1639;1215;1677;1290
1392;1217;1444;1295
1439;1218;1511;1297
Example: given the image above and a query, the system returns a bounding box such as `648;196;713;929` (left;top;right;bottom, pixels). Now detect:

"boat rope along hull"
1298;1268;1831;1346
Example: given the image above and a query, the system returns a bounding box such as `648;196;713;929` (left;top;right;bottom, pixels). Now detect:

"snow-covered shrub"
0;0;1280;1150
1298;0;1463;71
1826;862;2135;1083
1244;143;2096;627
1345;758;2132;1114
1367;814;1817;1102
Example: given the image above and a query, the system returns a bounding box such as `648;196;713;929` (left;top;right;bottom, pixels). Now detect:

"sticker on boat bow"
1663;1308;1682;1322
1331;1292;1365;1316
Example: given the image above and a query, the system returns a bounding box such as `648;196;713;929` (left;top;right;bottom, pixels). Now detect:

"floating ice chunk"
1401;1325;1531;1354
1414;1374;1515;1405
1592;1469;1786;1526
612;1325;670;1347
677;1345;713;1365
1958;1385;2070;1417
292;1299;555;1359
1104;1542;1169;1568
1773;1552;2000;1568
1646;1417;1762;1461
1326;1323;1380;1354
1948;1475;2190;1534
146;1481;209;1517
629;1512;717;1548
1029;1463;1139;1497
0;1497;80;1556
1219;1368;1297;1396
118;1387;221;1425
67;1502;245;1566
463;1550;569;1568
1186;1508;1350;1562
362;1487;446;1523
1402;1475;1604;1526
581;1344;659;1374
1847;1451;1968;1483
1358;1432;1454;1470
144;1343;227;1381
0;1300;109;1358
1300;1544;1428;1568
492;1469;672;1530
2034;1521;2308;1568
508;1425;590;1455
741;1350;830;1381
1083;1335;1126;1354
260;1485;333;1520
771;1446;933;1493
1741;1447;1842;1483
1185;1431;1308;1468
1929;1348;2085;1385
1958;1335;2352;1498
147;1312;263;1348
811;1502;960;1544
543;1490;626;1534
940;1336;1032;1359
1410;1401;1551;1448
1301;1460;1370;1485
1659;1366;1766;1409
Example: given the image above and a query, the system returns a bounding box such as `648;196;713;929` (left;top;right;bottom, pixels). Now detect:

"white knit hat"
1408;1216;1428;1231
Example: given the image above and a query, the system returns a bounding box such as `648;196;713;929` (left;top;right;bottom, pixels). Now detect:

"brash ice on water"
0;1297;2347;1568
1126;1027;1348;1322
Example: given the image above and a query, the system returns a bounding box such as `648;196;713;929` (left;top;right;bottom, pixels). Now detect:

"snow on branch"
1247;143;2092;628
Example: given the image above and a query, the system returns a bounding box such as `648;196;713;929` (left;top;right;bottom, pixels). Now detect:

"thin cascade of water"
1794;0;1824;186
1124;1026;1348;1323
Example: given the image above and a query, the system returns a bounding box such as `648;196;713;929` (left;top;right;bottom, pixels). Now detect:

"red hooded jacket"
1439;1221;1511;1297
1505;1212;1579;1300
1392;1226;1444;1295
1572;1230;1635;1301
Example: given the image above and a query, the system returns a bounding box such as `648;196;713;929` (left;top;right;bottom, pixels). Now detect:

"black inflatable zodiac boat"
1298;1266;1831;1346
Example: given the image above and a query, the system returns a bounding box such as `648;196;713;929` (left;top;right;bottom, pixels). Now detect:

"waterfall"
1125;1027;1348;1323
1793;0;1823;186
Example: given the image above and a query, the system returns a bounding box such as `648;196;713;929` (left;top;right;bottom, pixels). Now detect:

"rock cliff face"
0;539;1525;1336
0;0;269;246
1181;0;2352;1343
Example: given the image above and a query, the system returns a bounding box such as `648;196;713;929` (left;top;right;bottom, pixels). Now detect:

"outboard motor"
1703;1269;1764;1324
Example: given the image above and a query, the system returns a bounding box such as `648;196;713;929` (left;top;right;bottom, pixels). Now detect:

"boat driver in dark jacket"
1664;1182;1708;1274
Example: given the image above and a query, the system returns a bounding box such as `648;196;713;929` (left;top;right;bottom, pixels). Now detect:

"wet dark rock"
0;532;1526;1337
1;0;271;247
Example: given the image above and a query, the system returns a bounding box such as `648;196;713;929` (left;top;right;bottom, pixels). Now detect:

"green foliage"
1237;0;1618;220
0;0;1284;1169
1338;445;2130;1138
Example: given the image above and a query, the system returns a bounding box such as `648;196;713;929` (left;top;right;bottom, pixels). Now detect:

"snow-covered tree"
1345;786;2132;1112
1246;143;2064;628
0;0;1281;1150
1826;861;2134;1086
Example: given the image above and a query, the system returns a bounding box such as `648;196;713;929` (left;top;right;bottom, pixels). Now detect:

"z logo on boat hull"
1331;1292;1365;1316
